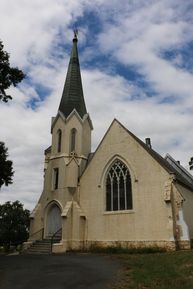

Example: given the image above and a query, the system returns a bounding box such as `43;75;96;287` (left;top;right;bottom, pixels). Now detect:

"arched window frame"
106;159;132;211
57;129;62;153
70;128;77;153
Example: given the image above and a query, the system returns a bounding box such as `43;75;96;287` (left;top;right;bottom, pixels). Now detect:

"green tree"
0;142;14;188
0;201;30;251
0;40;25;102
0;40;25;187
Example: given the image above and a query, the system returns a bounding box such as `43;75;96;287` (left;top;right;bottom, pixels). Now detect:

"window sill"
103;210;135;215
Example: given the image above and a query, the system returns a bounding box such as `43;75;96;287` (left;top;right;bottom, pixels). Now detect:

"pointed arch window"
70;128;77;152
57;129;62;153
106;159;132;211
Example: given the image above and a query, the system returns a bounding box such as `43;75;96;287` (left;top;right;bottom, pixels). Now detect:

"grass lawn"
112;250;193;289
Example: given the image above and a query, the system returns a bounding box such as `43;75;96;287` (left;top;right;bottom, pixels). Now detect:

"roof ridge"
116;120;193;191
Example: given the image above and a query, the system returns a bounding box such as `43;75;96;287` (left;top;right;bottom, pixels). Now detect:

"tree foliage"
0;142;14;188
0;40;25;102
0;201;30;250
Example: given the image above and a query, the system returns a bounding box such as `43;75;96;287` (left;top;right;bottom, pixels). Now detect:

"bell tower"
29;32;92;251
44;31;93;202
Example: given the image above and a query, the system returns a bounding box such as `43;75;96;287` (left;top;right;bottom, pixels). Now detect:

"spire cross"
74;29;78;39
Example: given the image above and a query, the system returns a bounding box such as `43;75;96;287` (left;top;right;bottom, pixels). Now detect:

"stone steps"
22;231;62;254
22;239;52;255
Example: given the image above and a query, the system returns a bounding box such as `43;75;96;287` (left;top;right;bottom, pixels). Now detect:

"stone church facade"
28;34;193;253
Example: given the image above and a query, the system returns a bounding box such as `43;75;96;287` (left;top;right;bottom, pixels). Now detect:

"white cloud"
0;0;193;210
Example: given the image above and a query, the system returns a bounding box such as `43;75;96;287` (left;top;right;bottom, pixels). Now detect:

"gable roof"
115;119;193;191
83;118;193;192
165;154;193;188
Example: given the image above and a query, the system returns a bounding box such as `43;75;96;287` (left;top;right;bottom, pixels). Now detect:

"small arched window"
53;168;59;190
106;159;132;211
57;129;62;153
70;128;77;152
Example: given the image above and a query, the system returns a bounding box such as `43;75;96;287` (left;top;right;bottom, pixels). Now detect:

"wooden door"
47;205;61;236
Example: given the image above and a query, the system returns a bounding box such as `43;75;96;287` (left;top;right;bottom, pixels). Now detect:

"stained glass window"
106;160;132;211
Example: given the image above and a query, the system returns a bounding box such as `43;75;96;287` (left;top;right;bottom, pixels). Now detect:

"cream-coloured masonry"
29;117;191;252
29;110;92;240
51;111;92;158
79;120;175;246
175;182;193;239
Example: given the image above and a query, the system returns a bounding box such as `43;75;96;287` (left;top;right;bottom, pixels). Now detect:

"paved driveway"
0;253;121;289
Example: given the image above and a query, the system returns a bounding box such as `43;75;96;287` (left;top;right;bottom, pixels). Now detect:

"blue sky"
0;0;193;209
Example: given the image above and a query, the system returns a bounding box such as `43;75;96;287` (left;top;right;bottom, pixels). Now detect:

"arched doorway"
46;204;62;237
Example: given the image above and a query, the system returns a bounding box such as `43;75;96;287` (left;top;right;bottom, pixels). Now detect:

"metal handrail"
51;227;62;252
29;227;44;241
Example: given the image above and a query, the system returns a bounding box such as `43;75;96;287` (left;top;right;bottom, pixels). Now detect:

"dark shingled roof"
58;35;87;118
44;146;51;155
116;120;193;192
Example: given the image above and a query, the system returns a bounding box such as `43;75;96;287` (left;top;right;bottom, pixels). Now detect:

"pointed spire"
58;31;87;119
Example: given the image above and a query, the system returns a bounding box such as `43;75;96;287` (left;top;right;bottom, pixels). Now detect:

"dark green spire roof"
58;33;87;118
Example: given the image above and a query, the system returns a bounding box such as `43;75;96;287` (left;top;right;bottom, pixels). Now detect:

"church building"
28;33;193;253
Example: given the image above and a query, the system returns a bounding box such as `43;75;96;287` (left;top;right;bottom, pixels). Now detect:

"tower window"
57;129;62;153
106;159;132;211
53;168;59;190
70;128;77;152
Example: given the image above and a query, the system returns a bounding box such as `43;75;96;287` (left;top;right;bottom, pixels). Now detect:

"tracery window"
106;159;132;211
70;128;77;152
57;129;62;153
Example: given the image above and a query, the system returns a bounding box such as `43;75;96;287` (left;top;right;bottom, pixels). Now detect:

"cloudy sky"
0;0;193;210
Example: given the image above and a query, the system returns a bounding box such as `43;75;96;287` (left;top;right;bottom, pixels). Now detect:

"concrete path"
0;253;121;289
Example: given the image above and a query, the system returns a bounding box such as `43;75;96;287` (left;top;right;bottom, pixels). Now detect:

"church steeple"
58;31;87;118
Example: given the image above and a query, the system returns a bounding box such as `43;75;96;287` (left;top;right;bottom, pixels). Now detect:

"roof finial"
73;29;78;42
